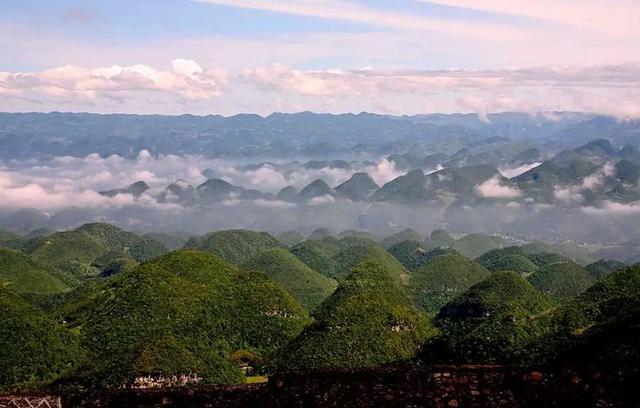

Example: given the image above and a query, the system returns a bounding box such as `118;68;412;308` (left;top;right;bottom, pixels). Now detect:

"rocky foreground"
2;362;637;408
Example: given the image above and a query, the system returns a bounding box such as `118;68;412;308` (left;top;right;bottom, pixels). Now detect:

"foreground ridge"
4;363;636;407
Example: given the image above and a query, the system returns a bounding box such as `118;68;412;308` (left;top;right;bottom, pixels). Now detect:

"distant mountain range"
1;111;638;160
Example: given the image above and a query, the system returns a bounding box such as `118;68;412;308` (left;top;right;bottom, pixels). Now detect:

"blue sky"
1;0;639;116
1;0;532;46
1;0;539;71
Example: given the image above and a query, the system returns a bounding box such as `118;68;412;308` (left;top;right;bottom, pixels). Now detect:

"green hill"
424;230;507;259
332;242;408;283
290;236;389;281
514;158;600;203
0;287;81;392
483;254;538;275
243;249;336;311
273;261;434;371
408;253;491;314
389;242;460;273
196;178;238;201
585;259;627;278
26;230;107;281
142;232;191;250
275;186;299;202
0;248;69;295
297;179;334;201
59;250;311;388
372;165;499;204
453;233;507;259
74;223;167;263
0;229;23;250
92;250;139;277
528;261;595;301
477;246;527;266
276;231;305;247
308;227;336;240
99;180;149;198
525;252;574;268
290;239;340;278
73;223;164;260
388;240;430;271
184;230;282;266
427;229;457;248
519;265;640;364
424;272;553;363
381;228;424;249
25;223;168;282
371;169;427;203
476;247;539;275
338;230;377;241
334;172;379;201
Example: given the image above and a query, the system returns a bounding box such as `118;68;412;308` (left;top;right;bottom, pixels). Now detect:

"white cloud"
367;159;404;186
171;58;203;77
554;185;583;203
0;174;134;211
308;195;336;206
245;166;289;190
0;153;403;211
499;162;542;178
241;64;336;96
475;176;522;198
0;152;221;211
583;200;640;215
3;61;640;118
221;197;295;208
0;59;228;105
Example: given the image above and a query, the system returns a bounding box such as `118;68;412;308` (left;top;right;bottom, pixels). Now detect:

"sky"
1;0;639;117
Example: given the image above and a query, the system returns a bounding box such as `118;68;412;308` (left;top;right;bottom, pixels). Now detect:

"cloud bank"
3;61;640;118
0;153;405;211
475;176;522;198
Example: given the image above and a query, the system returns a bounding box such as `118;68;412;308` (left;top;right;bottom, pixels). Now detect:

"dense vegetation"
243;249;336;311
520;265;640;364
276;231;305;247
528;261;595;301
388;240;430;271
290;236;399;283
585;259;627;278
408;252;491;314
0;229;24;250
423;272;553;363
290;239;340;279
25;223;168;284
476;246;539;275
184;230;282;266
58;250;311;388
274;261;435;371
0;287;81;392
0;222;638;393
381;228;424;249
451;233;508;259
0;249;68;295
332;242;409;283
